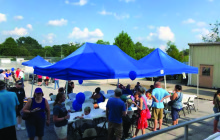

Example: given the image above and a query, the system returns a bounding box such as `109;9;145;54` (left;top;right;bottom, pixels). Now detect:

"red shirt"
38;75;42;79
15;70;19;78
46;76;49;79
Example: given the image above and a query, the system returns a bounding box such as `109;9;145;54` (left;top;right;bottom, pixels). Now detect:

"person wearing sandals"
132;87;148;137
22;87;50;140
170;85;183;125
53;92;70;140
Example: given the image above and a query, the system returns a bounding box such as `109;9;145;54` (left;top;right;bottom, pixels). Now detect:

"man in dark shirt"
9;80;26;130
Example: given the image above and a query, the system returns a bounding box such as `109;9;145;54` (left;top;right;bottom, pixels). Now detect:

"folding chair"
50;95;57;101
107;90;114;94
97;120;108;136
72;119;94;138
100;90;105;95
187;97;196;113
84;91;93;97
127;110;134;136
68;93;76;100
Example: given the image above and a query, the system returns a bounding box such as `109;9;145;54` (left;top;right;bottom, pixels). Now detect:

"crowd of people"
0;72;202;140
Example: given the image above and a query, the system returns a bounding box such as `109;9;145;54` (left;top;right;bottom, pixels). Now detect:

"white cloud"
98;10;129;20
98;10;112;15
197;21;207;27
43;33;56;44
147;25;155;30
2;27;28;36
65;0;88;5
192;28;210;39
159;45;166;52
182;18;195;24
14;15;23;20
48;18;68;26
136;26;175;43
133;26;138;30
113;13;130;20
0;13;6;23
68;27;104;42
26;24;33;30
158;26;175;41
120;0;135;3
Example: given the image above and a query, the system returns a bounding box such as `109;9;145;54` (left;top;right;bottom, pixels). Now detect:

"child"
126;99;133;111
76;107;92;119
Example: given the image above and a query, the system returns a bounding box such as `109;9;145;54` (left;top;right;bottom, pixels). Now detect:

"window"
202;67;210;76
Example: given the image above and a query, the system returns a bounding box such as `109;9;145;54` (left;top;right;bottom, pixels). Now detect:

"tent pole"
31;73;34;97
164;75;167;90
65;80;68;106
197;74;199;110
117;79;119;88
152;77;154;85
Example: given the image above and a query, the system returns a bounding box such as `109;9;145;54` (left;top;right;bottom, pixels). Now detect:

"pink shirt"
38;75;42;78
54;78;58;80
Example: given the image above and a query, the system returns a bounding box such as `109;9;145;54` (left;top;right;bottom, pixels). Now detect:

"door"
199;65;213;88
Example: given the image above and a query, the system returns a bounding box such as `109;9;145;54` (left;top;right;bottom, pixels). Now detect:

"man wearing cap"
106;88;126;140
9;80;26;130
0;81;19;140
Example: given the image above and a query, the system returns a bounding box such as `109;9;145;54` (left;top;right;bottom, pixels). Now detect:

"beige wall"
190;44;220;88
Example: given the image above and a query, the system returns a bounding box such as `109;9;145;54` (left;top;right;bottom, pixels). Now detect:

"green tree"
166;41;182;62
134;42;155;60
16;36;43;55
1;37;18;56
113;31;136;58
96;40;110;45
202;21;220;42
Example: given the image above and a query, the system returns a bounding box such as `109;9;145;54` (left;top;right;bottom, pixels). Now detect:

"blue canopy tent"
139;48;199;108
22;55;52;67
34;42;160;80
22;55;52;96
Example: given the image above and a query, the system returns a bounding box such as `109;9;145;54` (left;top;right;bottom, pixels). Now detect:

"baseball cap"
16;80;22;85
35;87;43;94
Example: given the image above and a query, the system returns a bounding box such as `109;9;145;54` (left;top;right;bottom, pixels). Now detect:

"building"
188;42;220;88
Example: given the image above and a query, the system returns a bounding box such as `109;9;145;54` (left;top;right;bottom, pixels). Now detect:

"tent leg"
31;73;34;97
152;77;154;85
197;74;199;110
65;80;68;105
164;75;166;90
117;79;119;88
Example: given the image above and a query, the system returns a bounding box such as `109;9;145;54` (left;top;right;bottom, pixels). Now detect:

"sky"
0;0;219;51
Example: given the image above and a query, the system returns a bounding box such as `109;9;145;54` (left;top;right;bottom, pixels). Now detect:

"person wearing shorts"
151;82;170;131
170;85;183;125
106;88;126;140
53;92;70;140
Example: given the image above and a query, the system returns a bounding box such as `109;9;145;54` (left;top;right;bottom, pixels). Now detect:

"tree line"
0;31;189;62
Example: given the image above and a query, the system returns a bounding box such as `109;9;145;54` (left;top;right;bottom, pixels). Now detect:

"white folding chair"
100;90;105;95
107;90;114;94
84;91;93;97
69;93;76;100
187;97;196;113
50;95;57;101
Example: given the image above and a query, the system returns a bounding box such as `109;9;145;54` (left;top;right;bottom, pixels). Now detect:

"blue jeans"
213;107;220;121
54;80;59;89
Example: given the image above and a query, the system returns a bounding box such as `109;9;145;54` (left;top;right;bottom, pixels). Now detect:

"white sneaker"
16;126;26;130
